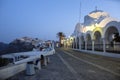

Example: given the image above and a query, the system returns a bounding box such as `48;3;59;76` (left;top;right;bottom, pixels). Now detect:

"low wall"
0;63;26;80
74;49;120;58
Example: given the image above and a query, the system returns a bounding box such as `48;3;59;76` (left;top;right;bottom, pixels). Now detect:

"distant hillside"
0;42;9;51
0;37;42;55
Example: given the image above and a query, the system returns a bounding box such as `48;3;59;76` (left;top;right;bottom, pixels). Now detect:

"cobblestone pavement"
8;48;120;80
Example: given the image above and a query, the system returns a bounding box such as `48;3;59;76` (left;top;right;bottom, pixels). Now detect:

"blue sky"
0;0;120;43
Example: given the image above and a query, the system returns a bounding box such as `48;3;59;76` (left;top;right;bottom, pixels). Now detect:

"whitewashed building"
68;10;120;53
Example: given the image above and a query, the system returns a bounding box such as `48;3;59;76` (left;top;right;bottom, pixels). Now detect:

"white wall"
0;63;26;80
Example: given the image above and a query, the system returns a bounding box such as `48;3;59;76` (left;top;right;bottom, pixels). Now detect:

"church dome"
88;10;109;19
84;10;110;26
73;23;82;35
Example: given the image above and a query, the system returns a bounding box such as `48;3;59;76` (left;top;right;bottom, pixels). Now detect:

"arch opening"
81;36;85;49
105;26;119;43
86;34;92;50
105;26;120;53
94;31;103;51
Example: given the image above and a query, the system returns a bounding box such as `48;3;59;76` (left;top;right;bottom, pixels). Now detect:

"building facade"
66;10;120;53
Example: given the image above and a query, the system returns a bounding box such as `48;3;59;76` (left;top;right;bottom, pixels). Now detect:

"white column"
52;41;54;49
92;40;94;51
63;41;65;48
76;38;77;49
73;40;74;49
85;40;87;50
79;37;81;50
103;38;106;52
70;41;72;49
113;41;115;51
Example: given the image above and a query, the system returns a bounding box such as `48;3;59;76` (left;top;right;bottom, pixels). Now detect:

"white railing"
0;48;55;79
1;48;55;64
0;63;26;80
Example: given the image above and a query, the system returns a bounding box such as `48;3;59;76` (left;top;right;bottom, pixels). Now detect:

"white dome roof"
73;23;82;35
88;10;109;19
84;10;110;26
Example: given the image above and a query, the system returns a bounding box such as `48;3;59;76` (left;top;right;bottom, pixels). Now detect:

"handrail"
1;48;55;64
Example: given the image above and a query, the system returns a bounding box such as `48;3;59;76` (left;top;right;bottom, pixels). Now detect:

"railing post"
41;55;47;66
35;59;41;70
26;61;35;76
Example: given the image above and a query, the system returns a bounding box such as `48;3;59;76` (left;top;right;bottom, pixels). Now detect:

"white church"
65;9;120;54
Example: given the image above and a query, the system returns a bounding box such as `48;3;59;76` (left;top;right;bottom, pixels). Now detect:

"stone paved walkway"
7;48;120;80
8;53;78;80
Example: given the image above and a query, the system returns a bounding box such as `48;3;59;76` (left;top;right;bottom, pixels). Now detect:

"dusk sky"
0;0;120;43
